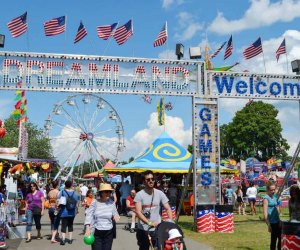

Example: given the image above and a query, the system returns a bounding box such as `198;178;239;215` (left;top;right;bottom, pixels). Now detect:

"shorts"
248;197;256;202
237;197;243;203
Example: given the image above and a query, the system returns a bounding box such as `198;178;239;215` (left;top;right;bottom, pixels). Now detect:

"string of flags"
12;88;28;125
6;12;168;47
6;12;287;61
210;35;286;62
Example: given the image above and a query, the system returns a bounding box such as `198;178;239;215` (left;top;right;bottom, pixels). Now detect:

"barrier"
282;221;300;250
215;205;234;233
196;205;215;233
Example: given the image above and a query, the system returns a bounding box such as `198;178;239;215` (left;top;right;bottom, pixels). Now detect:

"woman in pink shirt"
25;182;45;242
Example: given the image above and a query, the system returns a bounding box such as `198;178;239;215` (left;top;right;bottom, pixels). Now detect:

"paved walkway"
5;207;212;250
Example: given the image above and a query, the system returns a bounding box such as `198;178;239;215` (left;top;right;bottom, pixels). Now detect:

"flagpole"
285;38;289;74
166;21;169;59
26;12;30;52
102;22;119;56
262;51;267;73
64;15;67;52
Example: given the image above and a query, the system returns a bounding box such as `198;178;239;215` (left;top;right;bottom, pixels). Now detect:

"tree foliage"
220;101;289;161
0;116;53;160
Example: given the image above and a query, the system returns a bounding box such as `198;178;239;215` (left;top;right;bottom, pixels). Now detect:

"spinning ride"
44;94;125;180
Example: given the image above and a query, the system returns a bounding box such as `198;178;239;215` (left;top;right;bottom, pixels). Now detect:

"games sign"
194;98;219;205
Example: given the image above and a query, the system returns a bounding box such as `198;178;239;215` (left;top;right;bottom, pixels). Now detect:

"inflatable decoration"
9;164;23;174
41;163;51;172
83;234;95;245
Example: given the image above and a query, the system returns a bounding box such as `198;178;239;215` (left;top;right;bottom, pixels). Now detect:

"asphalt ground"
5;206;212;250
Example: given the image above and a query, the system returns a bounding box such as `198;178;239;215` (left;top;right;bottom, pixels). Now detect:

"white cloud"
158;49;177;60
120;112;192;160
50;113;192;164
0;98;13;120
174;12;204;41
162;0;185;9
208;0;300;35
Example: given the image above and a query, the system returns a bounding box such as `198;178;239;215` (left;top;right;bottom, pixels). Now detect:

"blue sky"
0;0;299;164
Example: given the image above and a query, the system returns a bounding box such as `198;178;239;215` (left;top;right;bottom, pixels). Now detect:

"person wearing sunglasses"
135;170;173;250
84;183;120;250
24;182;45;243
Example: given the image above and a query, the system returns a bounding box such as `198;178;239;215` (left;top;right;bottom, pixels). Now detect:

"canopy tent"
106;132;192;173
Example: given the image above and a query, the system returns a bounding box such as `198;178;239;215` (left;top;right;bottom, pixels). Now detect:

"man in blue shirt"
119;180;131;215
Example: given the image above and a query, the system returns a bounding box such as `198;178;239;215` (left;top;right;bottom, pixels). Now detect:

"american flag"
153;22;167;47
276;38;286;62
7;12;27;38
44;16;66;36
282;234;300;250
243;37;263;60
196;209;215;233
162;206;176;220
97;23;118;40
210;42;226;59
74;21;87;43
215;211;234;233
114;20;133;45
224;35;233;60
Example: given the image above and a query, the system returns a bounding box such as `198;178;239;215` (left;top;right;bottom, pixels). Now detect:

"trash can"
282;221;300;250
215;205;234;233
196;205;215;233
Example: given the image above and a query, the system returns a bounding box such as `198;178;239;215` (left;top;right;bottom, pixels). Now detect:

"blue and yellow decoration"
109;132;192;173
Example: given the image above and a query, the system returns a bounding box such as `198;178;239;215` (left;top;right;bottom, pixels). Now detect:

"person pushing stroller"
135;170;173;250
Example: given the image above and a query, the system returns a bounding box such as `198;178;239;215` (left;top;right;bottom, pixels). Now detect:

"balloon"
0;128;6;138
83;234;95;245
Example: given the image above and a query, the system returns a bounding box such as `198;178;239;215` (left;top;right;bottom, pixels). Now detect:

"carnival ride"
44;94;125;180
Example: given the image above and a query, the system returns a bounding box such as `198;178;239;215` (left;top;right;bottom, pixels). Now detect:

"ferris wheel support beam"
61;106;86;132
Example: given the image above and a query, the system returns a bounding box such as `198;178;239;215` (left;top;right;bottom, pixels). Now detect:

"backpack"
65;191;76;210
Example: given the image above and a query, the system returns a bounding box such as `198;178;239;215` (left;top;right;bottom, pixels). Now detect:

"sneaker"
60;240;65;245
68;239;73;244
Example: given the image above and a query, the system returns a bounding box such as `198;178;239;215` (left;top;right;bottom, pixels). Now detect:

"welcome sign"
207;72;300;100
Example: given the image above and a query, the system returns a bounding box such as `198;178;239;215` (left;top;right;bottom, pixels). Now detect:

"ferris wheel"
44;94;125;180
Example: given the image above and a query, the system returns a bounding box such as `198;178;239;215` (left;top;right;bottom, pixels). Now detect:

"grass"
178;207;289;250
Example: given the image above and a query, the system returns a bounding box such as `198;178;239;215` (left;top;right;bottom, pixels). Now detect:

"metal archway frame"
1;51;300;229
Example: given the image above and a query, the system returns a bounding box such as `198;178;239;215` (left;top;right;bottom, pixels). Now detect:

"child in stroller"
154;222;186;250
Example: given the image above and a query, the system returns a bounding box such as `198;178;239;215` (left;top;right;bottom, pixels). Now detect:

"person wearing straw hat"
84;183;120;250
164;229;183;250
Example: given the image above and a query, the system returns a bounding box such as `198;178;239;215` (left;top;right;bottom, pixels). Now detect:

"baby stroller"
153;222;186;250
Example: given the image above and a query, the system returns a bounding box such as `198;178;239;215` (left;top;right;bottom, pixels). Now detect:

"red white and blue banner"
196;206;215;233
162;206;176;221
215;205;234;233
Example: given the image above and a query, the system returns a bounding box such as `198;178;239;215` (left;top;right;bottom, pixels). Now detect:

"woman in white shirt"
84;183;120;250
246;182;257;215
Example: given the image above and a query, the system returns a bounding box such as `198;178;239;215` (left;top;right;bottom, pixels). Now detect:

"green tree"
0;116;53;159
220;101;289;161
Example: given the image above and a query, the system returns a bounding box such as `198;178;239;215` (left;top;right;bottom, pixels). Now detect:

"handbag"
44;200;50;209
112;218;116;239
32;205;42;215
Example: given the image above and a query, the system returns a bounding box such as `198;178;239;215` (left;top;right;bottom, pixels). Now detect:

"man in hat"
135;170;173;250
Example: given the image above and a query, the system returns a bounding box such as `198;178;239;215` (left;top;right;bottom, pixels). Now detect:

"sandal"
51;240;59;243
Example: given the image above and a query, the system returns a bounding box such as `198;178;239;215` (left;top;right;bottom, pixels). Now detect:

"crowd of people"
0;170;298;250
0;170;180;250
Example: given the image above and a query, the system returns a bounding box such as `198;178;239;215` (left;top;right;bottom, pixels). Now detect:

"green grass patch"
178;207;290;250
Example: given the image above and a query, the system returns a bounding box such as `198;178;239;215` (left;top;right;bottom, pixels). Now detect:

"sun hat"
99;183;114;192
168;228;182;240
